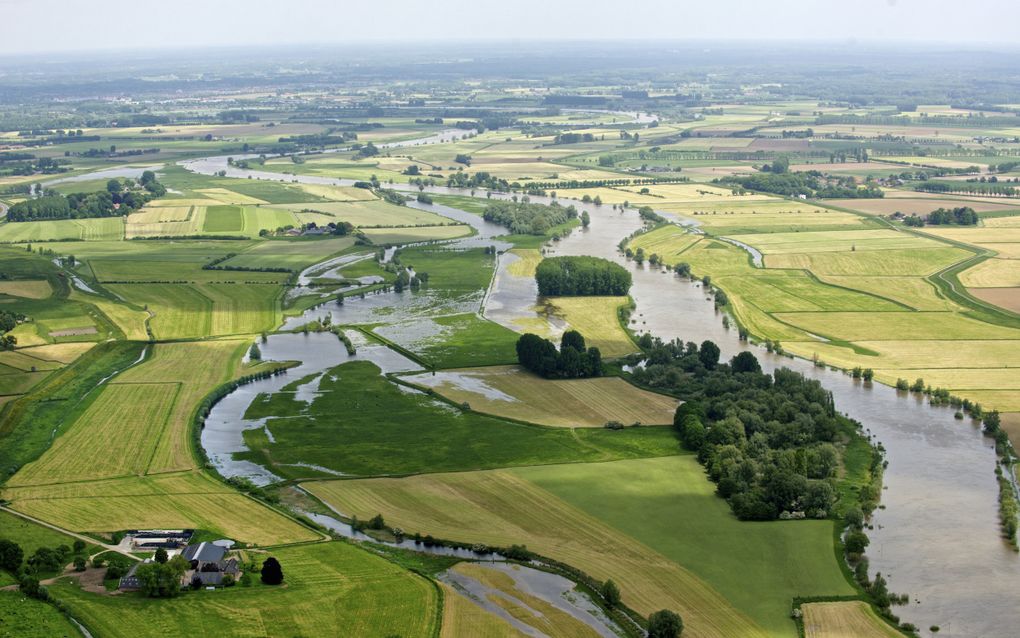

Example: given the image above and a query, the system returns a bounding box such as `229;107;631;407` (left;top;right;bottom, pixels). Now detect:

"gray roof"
194;571;223;586
181;542;226;563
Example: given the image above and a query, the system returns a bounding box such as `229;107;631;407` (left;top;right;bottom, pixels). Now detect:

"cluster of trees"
0;537;94;602
535;256;632;296
902;206;978;226
0;310;24;350
516;330;603;379
482;200;576;235
629;337;862;521
721;171;884;199
553;132;596;144
7;171;165;222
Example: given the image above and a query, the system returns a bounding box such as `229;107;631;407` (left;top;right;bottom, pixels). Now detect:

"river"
185;130;1018;636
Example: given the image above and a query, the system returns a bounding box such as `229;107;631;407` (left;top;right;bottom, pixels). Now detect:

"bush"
261;557;284;585
648;609;684;637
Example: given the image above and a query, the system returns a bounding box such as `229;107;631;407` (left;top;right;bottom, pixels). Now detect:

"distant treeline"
720;171;883;199
7;171;165;222
902;206;979;227
482;200;576;235
535;256;632;297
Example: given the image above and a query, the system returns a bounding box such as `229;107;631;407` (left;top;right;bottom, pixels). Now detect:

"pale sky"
1;0;1018;55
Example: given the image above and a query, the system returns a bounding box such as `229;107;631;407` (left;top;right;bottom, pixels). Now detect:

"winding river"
185;129;1019;636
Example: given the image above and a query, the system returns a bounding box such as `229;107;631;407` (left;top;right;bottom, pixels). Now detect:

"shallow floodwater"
186;133;1020;635
439;562;626;638
201;332;421;485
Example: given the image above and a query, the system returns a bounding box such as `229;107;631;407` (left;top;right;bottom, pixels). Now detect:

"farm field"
219;236;355;270
0;218;124;242
239;360;679;479
405;365;679;427
801;601;903;638
971;287;1020;313
532;296;637;357
0;591;82;637
311;455;854;638
959;258;1020;287
51;541;438;638
280;199;454;227
372;313;521;368
626;225;702;265
358;224;471;244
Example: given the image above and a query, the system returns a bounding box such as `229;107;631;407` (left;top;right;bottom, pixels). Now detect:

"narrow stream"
185;133;1020;636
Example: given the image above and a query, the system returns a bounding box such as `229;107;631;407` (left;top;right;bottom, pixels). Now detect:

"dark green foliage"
925;206;979;226
633;338;851;521
7;179;164;222
535;256;632;296
516;332;604;379
721;171;883;198
647;609;684;637
600;579;621;607
482;200;575;235
0;539;23;573
136;555;188;597
261;557;284;585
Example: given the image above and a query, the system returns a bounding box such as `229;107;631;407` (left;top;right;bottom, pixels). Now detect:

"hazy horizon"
2;0;1019;56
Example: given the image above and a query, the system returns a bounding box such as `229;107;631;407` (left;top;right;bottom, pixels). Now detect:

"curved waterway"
186;134;1018;636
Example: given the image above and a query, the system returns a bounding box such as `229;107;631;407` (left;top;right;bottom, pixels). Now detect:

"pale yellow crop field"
359;225;471;244
739;229;937;255
801;601;901;638
406;365;678;427
505;249;543;278
536;296;637;357
298;183;378;201
774;311;1020;342
960;258;1020;287
196;188;267;205
627;225;701;265
817;276;960;311
281;200;452;227
764;247;971;276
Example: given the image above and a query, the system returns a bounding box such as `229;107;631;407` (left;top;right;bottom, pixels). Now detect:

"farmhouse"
182;542;240;587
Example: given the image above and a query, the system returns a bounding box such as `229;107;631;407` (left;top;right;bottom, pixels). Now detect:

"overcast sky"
2;0;1018;55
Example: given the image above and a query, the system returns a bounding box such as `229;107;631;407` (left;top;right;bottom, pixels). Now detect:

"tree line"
6;171;166;222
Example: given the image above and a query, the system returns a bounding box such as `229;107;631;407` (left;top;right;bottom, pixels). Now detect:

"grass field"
3;471;316;546
764;246;972;276
505;249;543;278
201;205;245;232
359;225;471;244
801;601;902;638
372;313;521;368
106;283;280;339
774;310;1020;342
0;218;124;243
311;455;852;637
54;541;438;638
7;382;179;484
533;296;637;357
406;365;678;427
0;279;51;299
220;237;356;270
281;199;454;227
627;225;702;265
817;275;959;311
737;229;941;255
0;591;82;637
714;272;903;313
239;360;679;479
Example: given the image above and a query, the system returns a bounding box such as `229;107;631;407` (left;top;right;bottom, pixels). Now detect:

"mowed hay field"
280;199;454;227
627;225;702;265
801;601;902;638
308;465;769;638
0;339;317;545
106;282;281;339
358;224;471;244
534;296;637;357
0;218;124;242
406;365;678;427
52;541;438;638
